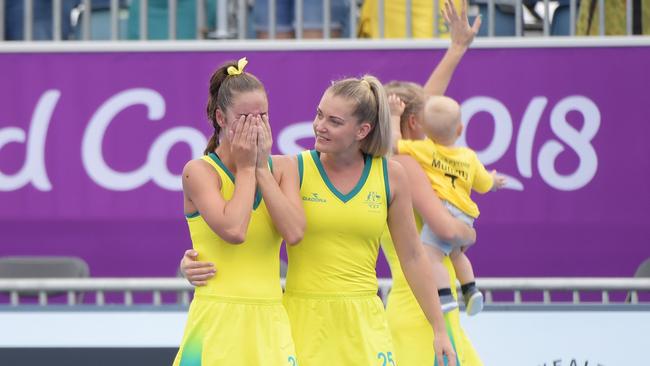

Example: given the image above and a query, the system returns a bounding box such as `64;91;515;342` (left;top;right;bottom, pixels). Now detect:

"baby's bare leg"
423;243;458;313
451;248;483;316
450;248;475;285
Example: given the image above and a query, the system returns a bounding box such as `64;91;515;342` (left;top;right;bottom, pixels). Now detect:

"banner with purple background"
1;44;648;278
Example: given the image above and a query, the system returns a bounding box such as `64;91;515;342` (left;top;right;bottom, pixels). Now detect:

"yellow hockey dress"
284;150;394;366
381;218;483;366
173;153;297;366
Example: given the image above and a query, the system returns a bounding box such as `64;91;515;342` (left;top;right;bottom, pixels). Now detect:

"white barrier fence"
0;0;643;41
1;277;649;306
1;278;649;364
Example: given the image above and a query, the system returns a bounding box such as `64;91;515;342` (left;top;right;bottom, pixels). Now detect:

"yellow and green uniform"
381;219;483;366
173;153;297;366
398;139;493;218
284;150;393;366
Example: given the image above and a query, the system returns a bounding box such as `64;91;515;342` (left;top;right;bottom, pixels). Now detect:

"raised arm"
386;159;457;366
423;0;481;97
254;115;305;245
392;154;476;246
182;115;257;244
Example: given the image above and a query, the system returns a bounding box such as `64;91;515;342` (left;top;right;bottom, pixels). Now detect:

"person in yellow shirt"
358;0;464;38
576;0;650;35
382;2;485;363
391;93;506;316
173;58;305;366
285;75;458;366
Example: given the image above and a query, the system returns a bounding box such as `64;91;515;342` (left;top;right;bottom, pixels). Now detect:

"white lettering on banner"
277;122;314;155
459;95;600;191
458;96;514;165
516;96;547;178
538;96;600;191
1;90;600;193
82;88;206;191
0;90;58;191
277;95;601;192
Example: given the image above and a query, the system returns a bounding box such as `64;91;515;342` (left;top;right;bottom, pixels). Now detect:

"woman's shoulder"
182;157;222;184
183;156;212;173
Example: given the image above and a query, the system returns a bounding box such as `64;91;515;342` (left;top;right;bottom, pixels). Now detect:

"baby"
392;95;506;315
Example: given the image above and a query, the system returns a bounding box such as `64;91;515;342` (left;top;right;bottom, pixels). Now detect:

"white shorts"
420;200;475;255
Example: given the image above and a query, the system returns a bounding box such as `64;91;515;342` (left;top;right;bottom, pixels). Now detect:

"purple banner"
1;47;649;277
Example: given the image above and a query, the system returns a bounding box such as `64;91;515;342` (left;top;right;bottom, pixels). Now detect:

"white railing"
0;0;645;41
1;277;649;307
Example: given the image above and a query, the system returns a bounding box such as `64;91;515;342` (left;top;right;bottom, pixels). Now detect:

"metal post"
295;0;303;39
543;290;551;304
24;0;33;41
111;0;119;40
67;291;76;305
515;0;522;37
238;0;246;39
140;0;148;40
378;0;384;38
405;0;412;38
53;0;62;40
38;291;47;306
485;290;493;304
124;290;133;306
216;0;227;38
269;0;276;39
349;0;357;39
543;0;549;37
323;0;331;39
626;0;632;35
82;0;91;40
10;291;19;306
433;0;438;38
0;0;4;40
196;0;205;39
488;0;495;37
598;0;605;35
169;0;177;40
570;0;576;36
96;291;105;306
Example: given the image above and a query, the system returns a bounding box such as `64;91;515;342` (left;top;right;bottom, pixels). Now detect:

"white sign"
460;311;649;366
2;310;648;366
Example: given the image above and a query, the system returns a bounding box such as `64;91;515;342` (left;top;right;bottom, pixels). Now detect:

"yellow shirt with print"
398;138;493;218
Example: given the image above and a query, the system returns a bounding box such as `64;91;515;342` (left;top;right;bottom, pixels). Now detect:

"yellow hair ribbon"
227;57;248;76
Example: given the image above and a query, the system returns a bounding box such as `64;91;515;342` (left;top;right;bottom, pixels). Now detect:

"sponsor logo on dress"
302;192;327;203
